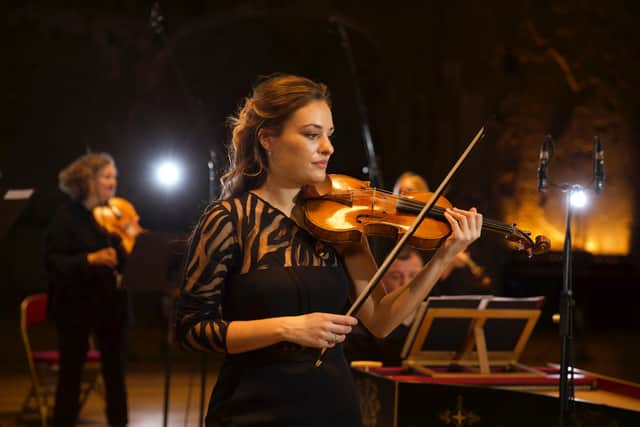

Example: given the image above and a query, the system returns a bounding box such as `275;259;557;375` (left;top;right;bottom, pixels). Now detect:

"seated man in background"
345;247;424;366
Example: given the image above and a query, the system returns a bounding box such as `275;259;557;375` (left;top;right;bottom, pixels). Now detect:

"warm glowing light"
504;191;630;255
496;118;632;256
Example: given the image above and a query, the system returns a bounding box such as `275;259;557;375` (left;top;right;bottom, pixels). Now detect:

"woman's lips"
312;160;328;168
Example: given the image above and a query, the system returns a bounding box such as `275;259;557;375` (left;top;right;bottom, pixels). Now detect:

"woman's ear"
257;129;272;153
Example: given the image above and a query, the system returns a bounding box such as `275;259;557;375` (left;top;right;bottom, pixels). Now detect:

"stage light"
154;160;182;189
569;189;588;208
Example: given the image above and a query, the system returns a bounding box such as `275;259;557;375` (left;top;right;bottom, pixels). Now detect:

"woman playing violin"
45;152;129;427
175;74;482;427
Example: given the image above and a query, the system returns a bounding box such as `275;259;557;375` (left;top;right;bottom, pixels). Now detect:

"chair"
20;293;102;427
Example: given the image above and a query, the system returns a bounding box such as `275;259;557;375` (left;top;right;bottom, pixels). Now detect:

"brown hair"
396;246;423;262
58;152;114;202
220;74;331;198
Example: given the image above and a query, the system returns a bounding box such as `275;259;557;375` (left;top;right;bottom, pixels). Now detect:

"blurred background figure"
393;171;430;194
45;153;129;427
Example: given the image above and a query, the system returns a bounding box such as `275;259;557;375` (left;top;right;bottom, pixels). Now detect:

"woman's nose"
320;135;334;156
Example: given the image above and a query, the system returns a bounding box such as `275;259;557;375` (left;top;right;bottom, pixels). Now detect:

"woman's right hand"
282;313;358;348
87;247;118;268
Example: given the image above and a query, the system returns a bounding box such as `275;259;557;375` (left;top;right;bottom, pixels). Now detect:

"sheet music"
4;189;34;200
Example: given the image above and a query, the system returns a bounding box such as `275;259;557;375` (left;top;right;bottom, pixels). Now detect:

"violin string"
346;188;519;235
373;188;517;233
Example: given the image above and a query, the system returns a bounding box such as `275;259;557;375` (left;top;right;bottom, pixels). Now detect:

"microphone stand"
541;135;603;427
538;157;577;426
557;184;578;427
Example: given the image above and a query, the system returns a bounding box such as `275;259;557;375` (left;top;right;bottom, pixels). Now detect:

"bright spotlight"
569;189;588;208
155;160;181;189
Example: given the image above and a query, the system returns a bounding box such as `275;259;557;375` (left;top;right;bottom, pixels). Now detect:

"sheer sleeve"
176;201;239;353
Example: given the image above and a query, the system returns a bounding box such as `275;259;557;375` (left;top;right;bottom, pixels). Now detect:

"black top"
44;198;127;324
176;192;362;427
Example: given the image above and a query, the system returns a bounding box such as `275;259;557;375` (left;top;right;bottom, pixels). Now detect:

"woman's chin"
294;170;327;188
309;170;327;184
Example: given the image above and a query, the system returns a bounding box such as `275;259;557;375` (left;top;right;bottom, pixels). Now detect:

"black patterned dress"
176;192;362;427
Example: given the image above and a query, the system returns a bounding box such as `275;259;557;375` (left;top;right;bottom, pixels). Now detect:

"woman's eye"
305;133;320;139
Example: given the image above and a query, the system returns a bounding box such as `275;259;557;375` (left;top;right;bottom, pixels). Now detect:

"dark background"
2;1;639;381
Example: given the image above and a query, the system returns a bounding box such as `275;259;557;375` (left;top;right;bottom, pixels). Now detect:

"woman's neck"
252;177;301;217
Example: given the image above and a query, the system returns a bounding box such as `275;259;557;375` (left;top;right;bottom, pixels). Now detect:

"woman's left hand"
440;207;482;258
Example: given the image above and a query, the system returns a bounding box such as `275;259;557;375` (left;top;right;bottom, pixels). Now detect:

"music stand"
401;295;545;377
0;189;34;240
120;231;187;427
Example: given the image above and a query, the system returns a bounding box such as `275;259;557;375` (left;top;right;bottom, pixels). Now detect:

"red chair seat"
32;350;101;363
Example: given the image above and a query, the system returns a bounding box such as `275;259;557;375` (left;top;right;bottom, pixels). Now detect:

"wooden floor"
2;357;640;426
0;363;220;427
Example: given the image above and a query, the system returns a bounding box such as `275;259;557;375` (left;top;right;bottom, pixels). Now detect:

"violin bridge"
370;188;376;211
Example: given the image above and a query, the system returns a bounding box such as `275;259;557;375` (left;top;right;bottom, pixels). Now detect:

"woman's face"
262;100;334;188
91;163;118;204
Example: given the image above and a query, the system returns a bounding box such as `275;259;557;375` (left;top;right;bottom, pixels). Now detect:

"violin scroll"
504;225;551;257
533;235;551;255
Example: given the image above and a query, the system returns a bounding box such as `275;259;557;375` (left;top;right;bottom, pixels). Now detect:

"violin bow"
315;125;486;367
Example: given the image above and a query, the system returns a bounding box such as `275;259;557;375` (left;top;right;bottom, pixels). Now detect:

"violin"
93;197;143;254
302;174;550;257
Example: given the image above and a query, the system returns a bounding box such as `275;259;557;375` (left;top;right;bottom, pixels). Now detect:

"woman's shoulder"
205;192;253;217
198;192;258;231
212;191;279;218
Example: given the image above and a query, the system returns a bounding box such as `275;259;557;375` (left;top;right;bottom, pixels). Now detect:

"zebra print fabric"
176;192;339;353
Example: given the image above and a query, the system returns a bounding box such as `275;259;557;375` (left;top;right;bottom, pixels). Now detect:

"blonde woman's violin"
302;174;550;257
93;197;143;253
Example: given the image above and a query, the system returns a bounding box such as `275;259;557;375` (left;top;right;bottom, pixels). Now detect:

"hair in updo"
220;74;331;198
58;152;114;202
